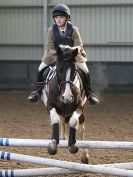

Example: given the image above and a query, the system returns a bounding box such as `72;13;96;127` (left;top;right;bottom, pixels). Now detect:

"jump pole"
0;151;133;177
0;168;79;177
0;138;133;149
0;163;133;177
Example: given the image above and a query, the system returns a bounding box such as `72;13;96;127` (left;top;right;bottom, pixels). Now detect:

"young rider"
28;4;99;105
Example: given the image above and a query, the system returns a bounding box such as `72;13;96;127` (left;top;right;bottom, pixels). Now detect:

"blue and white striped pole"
0;163;133;177
0;151;133;177
0;168;79;177
0;138;133;149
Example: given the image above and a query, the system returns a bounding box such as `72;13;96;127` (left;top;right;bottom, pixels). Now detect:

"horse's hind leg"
79;123;90;164
48;108;60;155
60;117;67;140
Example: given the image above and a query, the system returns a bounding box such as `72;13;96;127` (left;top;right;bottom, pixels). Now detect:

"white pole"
1;138;133;149
0;151;133;177
0;168;79;177
1;163;133;177
99;162;133;170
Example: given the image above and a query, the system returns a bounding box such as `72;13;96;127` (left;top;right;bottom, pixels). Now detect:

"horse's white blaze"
50;108;60;124
62;68;73;100
69;110;81;129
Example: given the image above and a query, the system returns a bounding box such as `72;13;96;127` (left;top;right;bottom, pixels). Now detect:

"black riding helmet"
52;4;71;20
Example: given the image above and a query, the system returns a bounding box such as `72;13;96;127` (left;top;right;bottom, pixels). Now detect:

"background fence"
0;0;133;92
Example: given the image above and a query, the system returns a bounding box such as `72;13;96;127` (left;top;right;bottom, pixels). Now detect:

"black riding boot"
83;73;99;105
27;67;49;102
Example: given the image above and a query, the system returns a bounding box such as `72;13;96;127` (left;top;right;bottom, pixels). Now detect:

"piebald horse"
42;45;89;163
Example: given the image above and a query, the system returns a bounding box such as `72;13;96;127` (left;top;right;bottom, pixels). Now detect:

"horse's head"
56;45;79;104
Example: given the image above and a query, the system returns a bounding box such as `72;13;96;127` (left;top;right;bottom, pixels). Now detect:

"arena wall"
0;0;133;92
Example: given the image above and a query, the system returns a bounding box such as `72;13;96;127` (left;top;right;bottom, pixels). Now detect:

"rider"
28;3;99;105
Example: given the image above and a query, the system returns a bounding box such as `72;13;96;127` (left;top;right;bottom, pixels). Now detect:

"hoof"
81;149;90;164
81;156;89;164
69;144;79;154
48;140;58;155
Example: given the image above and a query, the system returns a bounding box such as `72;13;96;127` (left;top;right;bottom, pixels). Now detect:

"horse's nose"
61;96;73;103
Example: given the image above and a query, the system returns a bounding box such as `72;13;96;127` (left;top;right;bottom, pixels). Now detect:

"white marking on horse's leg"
68;111;80;153
49;108;60;125
79;123;85;140
69;110;81;129
62;68;73;100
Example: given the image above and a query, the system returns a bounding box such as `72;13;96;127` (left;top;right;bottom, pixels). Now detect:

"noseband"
58;69;78;89
59;80;74;87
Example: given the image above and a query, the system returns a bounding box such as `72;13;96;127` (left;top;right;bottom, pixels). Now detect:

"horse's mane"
59;45;81;54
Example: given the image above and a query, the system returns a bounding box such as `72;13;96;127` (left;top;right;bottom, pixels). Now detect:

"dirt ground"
0;91;133;177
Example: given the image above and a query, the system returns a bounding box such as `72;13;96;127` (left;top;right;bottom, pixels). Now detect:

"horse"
41;45;89;164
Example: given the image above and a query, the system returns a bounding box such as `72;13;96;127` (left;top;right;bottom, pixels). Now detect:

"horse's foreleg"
48;108;60;155
68;111;80;154
79;123;90;164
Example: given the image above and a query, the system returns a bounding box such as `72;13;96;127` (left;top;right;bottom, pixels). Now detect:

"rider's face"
54;16;67;28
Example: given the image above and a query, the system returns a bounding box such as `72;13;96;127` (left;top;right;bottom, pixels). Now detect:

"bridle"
60;80;74;86
58;69;78;89
56;54;78;89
